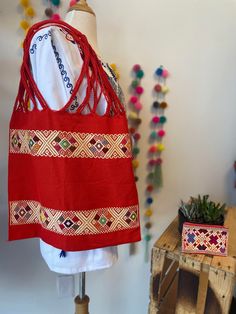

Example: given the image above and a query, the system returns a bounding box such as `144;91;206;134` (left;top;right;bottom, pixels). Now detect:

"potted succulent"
178;195;226;234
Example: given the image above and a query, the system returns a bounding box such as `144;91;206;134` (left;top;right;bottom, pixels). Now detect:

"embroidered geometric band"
10;129;132;159
10;201;139;236
182;222;228;256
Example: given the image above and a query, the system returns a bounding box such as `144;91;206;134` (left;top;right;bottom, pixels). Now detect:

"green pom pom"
160;116;167;124
145;234;152;241
136;70;144;79
147;172;154;180
131;80;139;88
150;131;157;140
133;147;140;155
51;0;60;6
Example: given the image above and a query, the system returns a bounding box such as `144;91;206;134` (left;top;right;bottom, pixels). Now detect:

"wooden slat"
196;256;211;314
154;217;179;252
207;267;235;314
149;248;166;314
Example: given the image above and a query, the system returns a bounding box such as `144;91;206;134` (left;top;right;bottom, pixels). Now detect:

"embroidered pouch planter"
182;222;228;256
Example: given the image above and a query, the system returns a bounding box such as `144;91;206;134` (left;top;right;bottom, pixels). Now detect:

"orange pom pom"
132;159;139;169
20;20;30;31
20;0;29;8
25;6;35;18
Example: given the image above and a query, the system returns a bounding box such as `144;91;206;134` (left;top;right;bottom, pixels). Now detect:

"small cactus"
179;195;226;225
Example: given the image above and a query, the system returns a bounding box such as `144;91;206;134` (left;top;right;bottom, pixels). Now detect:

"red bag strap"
14;20;125;116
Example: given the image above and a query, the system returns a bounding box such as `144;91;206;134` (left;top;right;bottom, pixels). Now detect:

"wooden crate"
148;208;236;314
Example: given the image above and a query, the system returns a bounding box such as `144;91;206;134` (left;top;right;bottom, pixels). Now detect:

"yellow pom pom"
157;143;165;152
161;85;169;94
20;20;30;31
25;6;35;18
110;63;120;80
128;111;138;120
110;63;117;71
145;208;153;217
132;159;139;169
20;0;30;8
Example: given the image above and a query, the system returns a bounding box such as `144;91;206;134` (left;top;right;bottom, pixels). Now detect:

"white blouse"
29;25;118;274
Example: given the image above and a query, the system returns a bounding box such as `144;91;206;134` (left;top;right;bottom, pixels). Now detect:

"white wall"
1;1;236;313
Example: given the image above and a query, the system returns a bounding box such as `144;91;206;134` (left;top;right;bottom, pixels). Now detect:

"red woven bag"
8;20;140;251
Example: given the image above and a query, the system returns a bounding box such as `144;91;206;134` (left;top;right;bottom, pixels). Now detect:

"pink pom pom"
149;159;156;166
152;116;160;124
134;101;142;110
130;96;138;104
156;158;163;165
136;86;144;95
134;133;141;141
149;146;156;153
162;69;169;78
51;13;61;21
133;64;141;72
158;130;165;137
70;0;77;6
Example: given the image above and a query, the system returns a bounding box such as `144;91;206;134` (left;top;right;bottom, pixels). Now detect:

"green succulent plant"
180;195;226;225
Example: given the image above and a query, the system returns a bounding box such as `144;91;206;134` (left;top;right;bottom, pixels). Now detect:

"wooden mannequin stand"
75;272;90;314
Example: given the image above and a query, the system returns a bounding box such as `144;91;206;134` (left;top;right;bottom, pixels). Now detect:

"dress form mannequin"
36;0;118;276
65;1;99;55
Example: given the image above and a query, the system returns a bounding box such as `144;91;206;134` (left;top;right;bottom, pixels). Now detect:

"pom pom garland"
128;65;144;256
144;66;170;259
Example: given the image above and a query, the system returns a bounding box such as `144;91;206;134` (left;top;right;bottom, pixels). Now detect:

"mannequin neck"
64;10;100;56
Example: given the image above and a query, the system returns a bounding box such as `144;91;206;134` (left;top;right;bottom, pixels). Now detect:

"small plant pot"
178;209;225;234
178;208;189;234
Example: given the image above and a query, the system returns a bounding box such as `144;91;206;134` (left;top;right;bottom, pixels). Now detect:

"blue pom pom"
156;67;163;76
147;197;153;204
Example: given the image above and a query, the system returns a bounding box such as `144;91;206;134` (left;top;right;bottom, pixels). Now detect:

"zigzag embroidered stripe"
10;129;132;159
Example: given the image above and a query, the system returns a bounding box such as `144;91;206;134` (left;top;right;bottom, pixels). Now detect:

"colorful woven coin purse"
182;222;228;257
